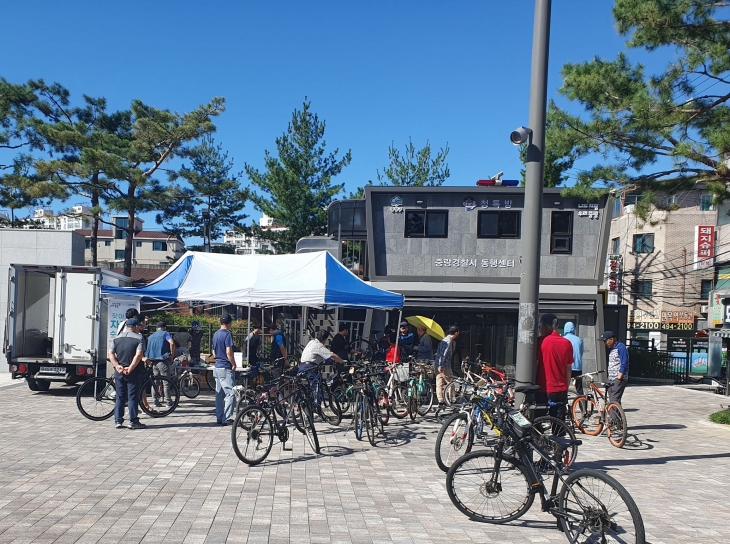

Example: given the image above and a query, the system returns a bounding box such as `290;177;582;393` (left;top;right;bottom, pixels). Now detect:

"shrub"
709;410;730;425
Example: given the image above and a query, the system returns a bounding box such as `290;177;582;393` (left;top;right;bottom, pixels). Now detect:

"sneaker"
166;402;173;408
115;422;124;429
129;422;147;430
152;401;161;408
225;419;235;426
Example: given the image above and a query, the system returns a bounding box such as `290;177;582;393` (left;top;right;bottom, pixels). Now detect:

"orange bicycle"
570;370;628;448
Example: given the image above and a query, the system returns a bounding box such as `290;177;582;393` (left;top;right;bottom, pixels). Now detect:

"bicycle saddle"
514;384;540;393
544;435;582;449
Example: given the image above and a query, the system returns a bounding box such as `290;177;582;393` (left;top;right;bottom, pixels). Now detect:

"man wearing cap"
599;331;629;405
213;314;237;425
189;321;204;365
145;322;175;407
267;323;289;365
536;314;574;421
398;322;415;357
108;318;147;429
245;324;262;369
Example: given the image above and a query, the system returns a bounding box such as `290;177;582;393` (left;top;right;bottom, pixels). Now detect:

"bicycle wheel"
318;390;342;426
375;387;390;426
531;415;578;469
444;381;471;406
559;468;645;543
417;380;435;416
204;369;215;391
354;394;365;441
365;402;376;446
298;401;320;454
571;396;603;435
606;403;628;448
435;412;474;472
76;378;116;421
331;385;351;414
232;405;274;465
408;390;419;421
180;374;200;398
140;376;180;417
446;450;535;524
389;385;410;419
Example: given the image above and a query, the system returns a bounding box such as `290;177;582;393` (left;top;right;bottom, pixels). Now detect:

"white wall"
0;230;85;371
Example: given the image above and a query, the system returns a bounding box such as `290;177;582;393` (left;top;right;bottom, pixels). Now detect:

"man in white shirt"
300;329;346;369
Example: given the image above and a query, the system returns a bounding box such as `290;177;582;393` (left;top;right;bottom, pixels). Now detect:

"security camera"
490;171;504;181
510;126;532;145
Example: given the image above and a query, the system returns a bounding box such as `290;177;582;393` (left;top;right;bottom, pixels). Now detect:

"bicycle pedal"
282;440;293;451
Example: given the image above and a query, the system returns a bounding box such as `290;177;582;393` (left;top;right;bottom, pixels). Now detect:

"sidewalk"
0;371;22;389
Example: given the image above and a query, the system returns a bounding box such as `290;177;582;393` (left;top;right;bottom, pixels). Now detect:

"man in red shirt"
535;313;574;422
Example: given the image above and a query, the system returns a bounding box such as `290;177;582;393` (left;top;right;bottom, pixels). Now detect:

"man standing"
189;321;204;364
145;322;175;407
245;324;262;369
434;326;459;408
267;323;288;364
116;308;140;336
173;327;192;357
213;314;237;425
415;325;433;361
563;322;584;398
599;331;629;405
535;314;574;421
299;330;346;394
398;322;415;357
108;318;147;429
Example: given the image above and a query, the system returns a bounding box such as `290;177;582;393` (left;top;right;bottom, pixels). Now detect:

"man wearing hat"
213;314;237;424
108;318;147;429
535;313;574;421
145;321;175;407
599;331;629;405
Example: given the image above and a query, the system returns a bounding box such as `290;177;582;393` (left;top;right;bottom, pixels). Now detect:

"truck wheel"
27;378;39;391
35;379;51;392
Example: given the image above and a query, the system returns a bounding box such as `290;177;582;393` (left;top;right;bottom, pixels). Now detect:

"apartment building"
28;204;93;230
223;214;286;254
77;215;184;266
607;188;716;348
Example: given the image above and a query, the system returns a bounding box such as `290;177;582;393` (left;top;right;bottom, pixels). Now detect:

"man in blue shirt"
212;314;236;425
563;322;584;398
145;321;175;407
598;330;629;405
434;325;459;408
398;322;415;357
267;324;288;366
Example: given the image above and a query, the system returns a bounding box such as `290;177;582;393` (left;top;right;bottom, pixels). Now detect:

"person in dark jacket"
145;322;175;407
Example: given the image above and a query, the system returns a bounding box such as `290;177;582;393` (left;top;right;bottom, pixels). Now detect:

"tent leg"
246;303;251;367
393;309;402;361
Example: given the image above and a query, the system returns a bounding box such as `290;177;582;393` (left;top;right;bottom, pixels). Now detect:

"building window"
114;249;125;260
85;239;91;249
633;234;654;253
477;211;521;239
612;198;621;218
632;279;652;299
550;211;573;254
135;241;142;247
153;241;168;251
104;240;111;247
611;237;620;255
404;210;448;238
701;279;713;299
666;195;679;207
700;193;715;211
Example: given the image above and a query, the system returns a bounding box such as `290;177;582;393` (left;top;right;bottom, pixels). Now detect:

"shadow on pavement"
580;451;730;470
629;423;686;430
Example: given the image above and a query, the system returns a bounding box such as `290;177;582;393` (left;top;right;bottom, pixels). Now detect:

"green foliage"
245;99;351;254
156;135;250;241
185;244;236;254
376;137;450;187
709;409;730;425
545;0;730;200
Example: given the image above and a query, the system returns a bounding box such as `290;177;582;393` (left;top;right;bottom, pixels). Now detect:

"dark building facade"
327;186;613;373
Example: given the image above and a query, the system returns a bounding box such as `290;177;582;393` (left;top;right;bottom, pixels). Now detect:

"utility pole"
514;0;552;404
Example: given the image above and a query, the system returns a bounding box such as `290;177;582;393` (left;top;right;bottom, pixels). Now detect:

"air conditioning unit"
700;305;709;314
623;204;635;216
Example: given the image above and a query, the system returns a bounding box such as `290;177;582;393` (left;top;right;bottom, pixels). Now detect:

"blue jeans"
214;367;235;423
114;368;142;425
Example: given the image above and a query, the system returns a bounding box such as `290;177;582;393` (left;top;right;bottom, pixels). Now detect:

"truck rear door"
52;269;100;364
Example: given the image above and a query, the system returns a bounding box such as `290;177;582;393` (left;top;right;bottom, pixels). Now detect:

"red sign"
694;225;715;269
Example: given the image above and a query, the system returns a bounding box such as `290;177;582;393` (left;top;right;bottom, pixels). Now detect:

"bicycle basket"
392;362;410;382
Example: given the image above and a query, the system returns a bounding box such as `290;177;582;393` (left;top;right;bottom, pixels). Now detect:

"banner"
107;298;140;345
694;225;715;270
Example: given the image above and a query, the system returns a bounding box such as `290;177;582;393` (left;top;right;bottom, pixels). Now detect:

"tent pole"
247;303;251;367
393;309;402;362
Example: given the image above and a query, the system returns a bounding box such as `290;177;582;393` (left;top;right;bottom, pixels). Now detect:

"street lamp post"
201;207;211;253
514;0;552;405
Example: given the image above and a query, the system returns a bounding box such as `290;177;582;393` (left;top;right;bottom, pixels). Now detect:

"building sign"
606;254;622;302
390;195;403;213
708;290;730;327
463;197;476;211
435;258;516;268
578;203;600;219
479;199;513;209
628;308;695;331
693;225;715;270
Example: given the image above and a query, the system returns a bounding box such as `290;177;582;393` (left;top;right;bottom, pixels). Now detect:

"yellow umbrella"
405;315;445;340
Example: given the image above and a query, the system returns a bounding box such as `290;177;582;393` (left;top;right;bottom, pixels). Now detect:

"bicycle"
571;371;628;448
296;362;343;426
76;361;180;421
231;373;319;464
444;358;488;406
435;383;577;472
352;373;383;446
405;360;435;418
446;385;645;542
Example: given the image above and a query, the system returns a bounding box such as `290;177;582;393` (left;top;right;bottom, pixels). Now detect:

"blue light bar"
500;179;519;186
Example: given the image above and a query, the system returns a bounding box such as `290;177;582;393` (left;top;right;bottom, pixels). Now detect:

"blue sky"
1;1;670;241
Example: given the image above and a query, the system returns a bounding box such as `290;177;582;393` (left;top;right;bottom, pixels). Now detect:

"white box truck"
3;264;130;391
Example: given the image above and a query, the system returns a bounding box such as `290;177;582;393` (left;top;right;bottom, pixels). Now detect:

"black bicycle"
446;385;645;543
76;361;180;421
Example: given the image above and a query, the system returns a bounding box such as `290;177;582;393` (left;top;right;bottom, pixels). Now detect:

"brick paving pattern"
0;378;728;543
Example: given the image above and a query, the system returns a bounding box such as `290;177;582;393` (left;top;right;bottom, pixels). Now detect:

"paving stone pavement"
0;379;728;544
